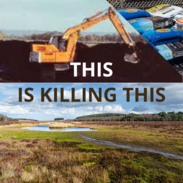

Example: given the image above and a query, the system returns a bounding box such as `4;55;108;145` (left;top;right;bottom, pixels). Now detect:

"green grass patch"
89;152;101;156
0;128;80;142
24;165;33;172
78;128;183;156
0;126;182;182
82;162;96;167
78;143;103;150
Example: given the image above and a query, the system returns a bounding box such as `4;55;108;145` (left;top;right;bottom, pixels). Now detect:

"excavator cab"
30;7;139;65
29;7;139;81
49;35;68;51
29;34;71;64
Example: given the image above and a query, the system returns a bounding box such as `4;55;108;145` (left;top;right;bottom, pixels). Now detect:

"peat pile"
68;42;181;82
0;40;44;82
0;40;181;82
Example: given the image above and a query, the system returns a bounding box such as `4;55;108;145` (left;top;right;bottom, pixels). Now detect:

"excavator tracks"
107;0;183;10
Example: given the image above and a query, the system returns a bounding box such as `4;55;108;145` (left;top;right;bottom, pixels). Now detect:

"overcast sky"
0;0;136;34
0;83;182;121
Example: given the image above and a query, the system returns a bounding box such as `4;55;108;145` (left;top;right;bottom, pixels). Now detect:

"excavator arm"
61;9;109;62
30;7;139;64
62;11;109;40
107;7;138;63
108;7;134;46
62;7;138;63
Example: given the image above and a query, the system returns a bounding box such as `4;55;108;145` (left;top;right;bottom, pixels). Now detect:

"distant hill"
1;30;116;36
77;113;125;118
14;118;38;122
1;30;46;36
0;114;14;121
76;112;183;122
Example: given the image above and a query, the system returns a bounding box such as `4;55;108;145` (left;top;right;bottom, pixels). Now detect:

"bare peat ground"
0;40;181;82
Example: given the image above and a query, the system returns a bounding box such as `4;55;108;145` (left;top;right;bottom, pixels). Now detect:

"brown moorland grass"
0;121;73;128
0;138;182;182
75;121;183;156
2;121;183;156
0;122;182;182
76;121;183;130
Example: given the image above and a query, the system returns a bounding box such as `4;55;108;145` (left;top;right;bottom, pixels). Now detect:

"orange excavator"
29;7;139;71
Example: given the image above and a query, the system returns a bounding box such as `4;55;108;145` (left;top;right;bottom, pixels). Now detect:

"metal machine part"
30;7;139;65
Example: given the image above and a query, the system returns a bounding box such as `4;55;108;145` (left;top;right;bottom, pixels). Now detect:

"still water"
22;126;96;132
79;135;183;160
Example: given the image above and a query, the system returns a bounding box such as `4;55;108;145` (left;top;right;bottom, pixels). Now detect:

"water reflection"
22;126;96;132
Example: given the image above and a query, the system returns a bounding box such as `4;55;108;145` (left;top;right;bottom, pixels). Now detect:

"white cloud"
0;84;23;96
125;83;183;112
0;88;108;118
129;110;153;114
86;107;93;111
1;83;183;120
85;104;126;114
103;105;125;113
0;105;30;114
95;106;103;112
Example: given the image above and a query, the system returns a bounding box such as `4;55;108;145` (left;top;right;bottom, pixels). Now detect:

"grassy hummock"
0;122;182;182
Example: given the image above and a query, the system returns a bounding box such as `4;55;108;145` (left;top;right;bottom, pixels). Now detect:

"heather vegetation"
0;120;182;182
77;121;183;156
77;113;127;118
0;131;182;182
54;118;64;121
76;112;183;121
